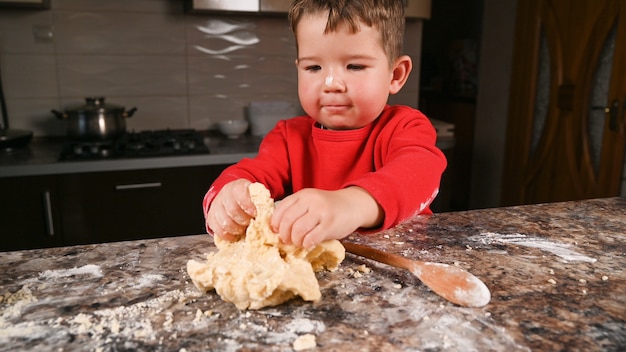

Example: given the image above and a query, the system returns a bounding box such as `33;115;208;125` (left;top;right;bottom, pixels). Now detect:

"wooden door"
501;0;626;206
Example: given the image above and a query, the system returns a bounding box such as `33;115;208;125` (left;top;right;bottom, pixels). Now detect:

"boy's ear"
389;55;412;94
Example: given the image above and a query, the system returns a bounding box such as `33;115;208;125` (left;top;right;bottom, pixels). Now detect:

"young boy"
204;0;446;248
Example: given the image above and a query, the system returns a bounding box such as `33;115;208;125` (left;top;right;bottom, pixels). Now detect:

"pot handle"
51;109;67;119
124;107;137;118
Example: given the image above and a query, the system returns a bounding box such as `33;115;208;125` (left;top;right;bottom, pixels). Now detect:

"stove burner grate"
59;129;210;161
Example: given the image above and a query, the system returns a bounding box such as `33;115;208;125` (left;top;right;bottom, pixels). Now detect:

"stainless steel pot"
52;97;137;140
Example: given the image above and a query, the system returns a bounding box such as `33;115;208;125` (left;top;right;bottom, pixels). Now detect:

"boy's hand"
206;179;257;241
271;187;383;248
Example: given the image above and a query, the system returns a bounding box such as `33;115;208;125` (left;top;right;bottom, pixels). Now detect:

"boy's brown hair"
288;0;406;65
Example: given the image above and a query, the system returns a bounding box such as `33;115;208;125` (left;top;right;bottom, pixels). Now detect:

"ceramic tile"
0;10;54;54
187;54;297;97
53;11;187;55
5;98;65;137
57;55;187;97
187;54;258;96
188;94;302;131
186;16;295;57
189;95;249;131
1;2;424;139
121;96;190;131
1;54;58;99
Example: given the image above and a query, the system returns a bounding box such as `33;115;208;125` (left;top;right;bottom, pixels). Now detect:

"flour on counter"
470;232;597;263
131;274;165;289
39;264;104;279
0;286;201;349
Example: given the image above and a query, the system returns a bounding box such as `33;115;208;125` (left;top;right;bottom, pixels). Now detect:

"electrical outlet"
33;25;53;43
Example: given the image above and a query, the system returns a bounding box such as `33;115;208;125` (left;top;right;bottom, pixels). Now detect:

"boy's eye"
347;64;365;70
305;65;321;72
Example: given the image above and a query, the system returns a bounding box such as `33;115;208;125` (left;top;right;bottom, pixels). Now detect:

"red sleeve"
344;106;447;230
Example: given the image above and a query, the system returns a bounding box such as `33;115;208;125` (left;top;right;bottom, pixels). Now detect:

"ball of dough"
187;182;345;310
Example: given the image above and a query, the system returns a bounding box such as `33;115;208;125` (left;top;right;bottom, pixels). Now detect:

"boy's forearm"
343;186;384;229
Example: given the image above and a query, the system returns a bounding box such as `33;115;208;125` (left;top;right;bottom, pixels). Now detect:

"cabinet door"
60;165;229;245
0;176;63;251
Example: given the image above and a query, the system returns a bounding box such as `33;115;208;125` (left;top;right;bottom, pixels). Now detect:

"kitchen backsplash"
0;0;423;137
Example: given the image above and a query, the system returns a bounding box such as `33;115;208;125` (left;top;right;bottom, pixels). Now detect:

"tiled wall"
0;0;422;137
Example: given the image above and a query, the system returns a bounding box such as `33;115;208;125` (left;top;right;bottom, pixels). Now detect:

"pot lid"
65;97;126;113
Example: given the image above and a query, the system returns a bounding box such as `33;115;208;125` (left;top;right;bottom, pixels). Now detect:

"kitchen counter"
1;198;624;351
0;133;261;178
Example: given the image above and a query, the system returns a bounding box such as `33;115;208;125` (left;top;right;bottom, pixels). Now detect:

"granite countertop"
1;198;624;351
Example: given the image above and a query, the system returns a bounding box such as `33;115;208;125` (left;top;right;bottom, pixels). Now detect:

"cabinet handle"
43;191;54;236
115;182;162;191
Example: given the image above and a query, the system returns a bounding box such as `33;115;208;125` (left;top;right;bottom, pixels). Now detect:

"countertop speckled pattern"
1;198;624;351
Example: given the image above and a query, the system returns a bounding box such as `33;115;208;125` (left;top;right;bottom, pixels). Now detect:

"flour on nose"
325;75;334;87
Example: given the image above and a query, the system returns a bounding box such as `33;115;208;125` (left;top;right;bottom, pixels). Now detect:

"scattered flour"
470;232;597;263
0;286;200;348
284;318;325;334
39;264;104;279
131;274;165;289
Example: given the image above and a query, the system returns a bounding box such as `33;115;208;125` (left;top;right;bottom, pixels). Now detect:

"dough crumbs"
357;264;371;274
187;182;345;310
293;333;317;351
0;287;37;323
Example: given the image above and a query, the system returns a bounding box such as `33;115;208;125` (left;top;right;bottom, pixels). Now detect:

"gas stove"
59;129;210;161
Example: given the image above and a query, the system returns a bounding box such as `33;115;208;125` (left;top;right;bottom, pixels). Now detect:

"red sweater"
204;105;446;231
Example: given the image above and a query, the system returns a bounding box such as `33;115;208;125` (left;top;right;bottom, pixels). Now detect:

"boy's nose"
323;74;345;91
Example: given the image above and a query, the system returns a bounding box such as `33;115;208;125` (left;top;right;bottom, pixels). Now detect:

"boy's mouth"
322;104;350;111
321;104;350;113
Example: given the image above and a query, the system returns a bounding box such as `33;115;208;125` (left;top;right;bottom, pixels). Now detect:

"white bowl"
217;119;249;139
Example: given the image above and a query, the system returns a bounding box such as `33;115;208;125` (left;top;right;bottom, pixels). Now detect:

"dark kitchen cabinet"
419;91;476;211
0;175;64;251
0;164;230;251
60;165;230;245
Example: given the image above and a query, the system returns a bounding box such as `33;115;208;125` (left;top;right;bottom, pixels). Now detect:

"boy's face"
295;12;396;130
